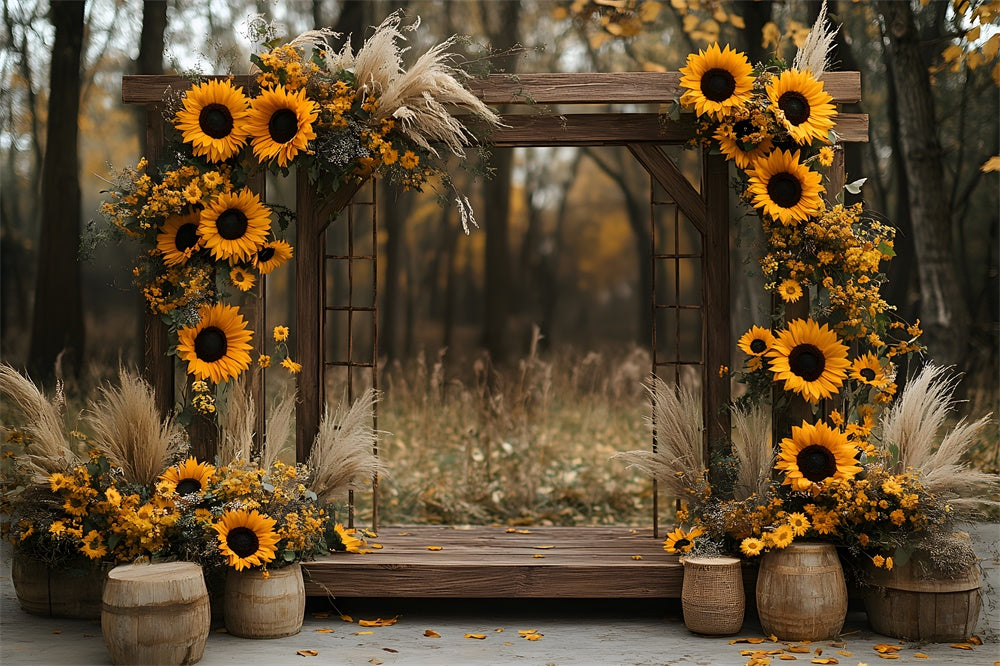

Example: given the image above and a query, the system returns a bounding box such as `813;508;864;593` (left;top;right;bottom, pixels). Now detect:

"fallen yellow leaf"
913;654;929;659
534;545;555;549
770;634;780;642
505;528;517;533
950;643;973;650
814;648;822;656
968;635;983;646
836;651;851;657
396;531;411;536
358;549;373;554
368;659;382;665
873;644;901;654
631;555;643;560
363;529;377;538
383;648;399;653
314;628;334;633
296;649;318;657
516;529;532;534
426;546;443;551
340;615;353;623
465;633;487;639
747;658;771;666
358;617;397;627
811;659;837;665
877;655;899;660
532;554;545;558
494;628;504;632
424;629;441;638
788;647;811;653
371;543;383;549
51;630;61;635
730;637;767;644
353;631;373;635
779;656;797;661
517;629;538;635
524;633;542;641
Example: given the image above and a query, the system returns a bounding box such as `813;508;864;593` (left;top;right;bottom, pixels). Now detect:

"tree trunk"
28;0;85;383
878;0;970;365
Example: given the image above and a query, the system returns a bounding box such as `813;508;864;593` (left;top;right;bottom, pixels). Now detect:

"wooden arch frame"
123;69;865;505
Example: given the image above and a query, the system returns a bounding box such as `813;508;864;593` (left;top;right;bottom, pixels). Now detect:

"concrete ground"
2;525;998;666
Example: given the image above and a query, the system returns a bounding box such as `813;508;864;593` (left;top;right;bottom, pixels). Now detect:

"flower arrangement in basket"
616;4;996;585
93;11;500;418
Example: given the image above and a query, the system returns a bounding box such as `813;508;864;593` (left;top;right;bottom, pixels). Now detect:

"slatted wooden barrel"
102;562;210;665
756;542;848;641
11;553;105;619
224;563;305;639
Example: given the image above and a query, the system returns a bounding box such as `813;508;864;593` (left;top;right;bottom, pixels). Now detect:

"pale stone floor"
1;525;998;666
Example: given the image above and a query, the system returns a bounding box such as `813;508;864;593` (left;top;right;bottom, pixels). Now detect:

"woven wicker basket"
681;556;745;635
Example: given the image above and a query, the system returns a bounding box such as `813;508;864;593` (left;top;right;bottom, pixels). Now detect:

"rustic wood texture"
626;144;706;231
301;525;683;598
295;170;323;463
122;71;862;105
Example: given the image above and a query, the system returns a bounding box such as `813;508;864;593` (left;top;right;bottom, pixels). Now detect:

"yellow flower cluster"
255;44;320;92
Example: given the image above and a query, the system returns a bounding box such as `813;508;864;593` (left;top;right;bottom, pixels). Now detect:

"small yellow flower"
258;354;271;368
818;146;835;167
281;357;302;374
777;279;804;303
872;554;885;568
273;325;290;342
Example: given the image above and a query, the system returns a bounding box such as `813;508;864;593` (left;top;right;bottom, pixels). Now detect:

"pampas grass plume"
0;364;80;479
731;403;773;500
308;388;387;504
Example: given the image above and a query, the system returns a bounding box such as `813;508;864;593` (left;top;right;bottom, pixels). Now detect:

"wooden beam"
295;170;324;463
122;71;862;106
491;113;868;146
627;144;706;233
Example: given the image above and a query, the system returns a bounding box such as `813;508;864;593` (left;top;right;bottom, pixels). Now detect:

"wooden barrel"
224;563;305;639
756;542;847;641
102;562;210;665
863;551;981;642
681;556;745;635
11;553;105;619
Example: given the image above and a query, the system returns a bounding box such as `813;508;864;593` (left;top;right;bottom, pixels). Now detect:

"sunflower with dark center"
678;43;755;119
330;523;365;552
662;525;704;554
715;118;774;170
198;188;272;264
737;325;776;358
766;68;837;146
245;85;319;168
156;211;203;266
213;509;280;571
176;303;254;383
173;79;251;163
253;239;294;275
850;352;888;387
775;420;861;491
159;457;216;496
747;148;825;225
767;318;850;403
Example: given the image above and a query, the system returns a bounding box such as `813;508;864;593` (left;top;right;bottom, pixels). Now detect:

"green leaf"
283;550;296;562
877;241;896;257
262;482;275;493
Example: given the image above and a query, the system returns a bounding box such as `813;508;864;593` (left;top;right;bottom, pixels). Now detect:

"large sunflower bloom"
775;420;861;491
678;44;755;119
767;318;850;403
173;79;250;163
766;68;837;146
156;211;203;266
662;525;705;554
245;85;319;167
213;509;280;571
176;303;254;384
199;188;272;264
747;149;825;225
737;325;775;358
331;523;365;553
159;457;216;496
850;352;888;388
253;240;294;275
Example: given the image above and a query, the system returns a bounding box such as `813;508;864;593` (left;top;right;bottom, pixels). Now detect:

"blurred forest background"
1;0;996;525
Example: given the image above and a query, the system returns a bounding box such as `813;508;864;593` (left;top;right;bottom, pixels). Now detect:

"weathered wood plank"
627;144;706;232
123;71;861;105
295;170;323;463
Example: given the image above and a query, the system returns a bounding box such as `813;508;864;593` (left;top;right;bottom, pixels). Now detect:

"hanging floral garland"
98;12;501;416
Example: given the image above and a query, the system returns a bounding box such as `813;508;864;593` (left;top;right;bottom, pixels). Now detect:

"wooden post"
295;170;324;463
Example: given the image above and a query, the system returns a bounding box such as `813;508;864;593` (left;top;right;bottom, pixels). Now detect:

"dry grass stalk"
878;363;997;514
308;388;387;504
217;376;255;464
793;0;838;79
85;369;180;485
612;376;705;504
0;364;80;479
731;403;773;500
260;388;296;470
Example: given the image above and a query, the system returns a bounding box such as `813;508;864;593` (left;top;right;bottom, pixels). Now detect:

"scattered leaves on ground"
314;628;334;633
788;646;811;653
383;648;399;653
533;554;545;558
359;617;398;627
631;555;642;560
464;633;487;639
371;543;383;549
368;659;382;665
426;546;443;551
353;631;374;635
732;638;767;644
423;629;441;638
534;545;555;549
968;635;983;645
296;649;318;657
873;644;901;654
951;643;974;650
339;615;354;623
913;654;929;659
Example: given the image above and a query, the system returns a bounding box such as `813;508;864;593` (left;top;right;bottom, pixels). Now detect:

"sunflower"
747;149;825;225
63;493;90;517
786;512;811;537
662;525;705;554
173;78;250;163
715;119;774;170
176;303;254;384
214;509;280;571
281;358;302;374
230;266;256;292
775;420;861;491
273;325;290;342
199;188;272;264
331;523;365;553
740;537;764;557
738;325;775;357
766;69;837;146
849;352;887;387
245;85;319;167
678;43;755;119
767;523;795;549
156;211;203;266
253;240;294;275
159;456;216;496
767;318;850;403
80;530;108;560
777;279;804;303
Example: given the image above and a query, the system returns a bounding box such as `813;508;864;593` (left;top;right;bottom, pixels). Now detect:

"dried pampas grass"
878;363;997;515
612;377;706;504
308;388;387;504
731;403;773;500
260;388;296;470
217;376;255;464
0;364;79;479
86;369;181;485
793;0;839;79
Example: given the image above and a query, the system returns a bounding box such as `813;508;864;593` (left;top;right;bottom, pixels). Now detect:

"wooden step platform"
302;525;682;598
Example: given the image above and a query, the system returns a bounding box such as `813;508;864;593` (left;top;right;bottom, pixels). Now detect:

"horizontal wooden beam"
490;112;868;146
122;70;862;106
